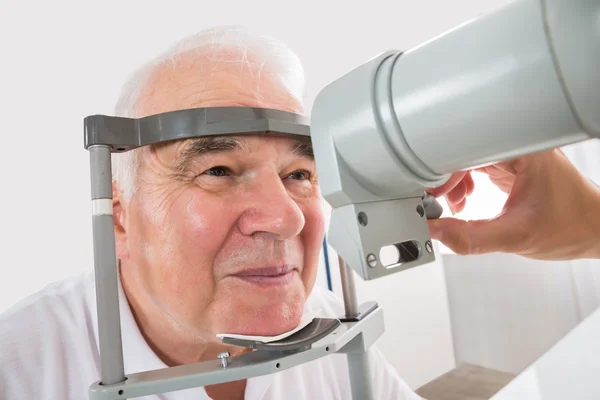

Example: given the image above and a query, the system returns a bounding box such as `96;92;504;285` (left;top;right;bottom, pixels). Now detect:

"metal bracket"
88;304;384;400
84;106;386;400
328;196;438;281
84;107;310;152
339;301;379;323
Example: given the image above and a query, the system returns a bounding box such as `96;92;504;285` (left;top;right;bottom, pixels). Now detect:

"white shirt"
0;271;422;400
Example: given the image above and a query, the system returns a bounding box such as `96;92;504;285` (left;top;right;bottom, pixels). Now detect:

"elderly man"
0;26;421;399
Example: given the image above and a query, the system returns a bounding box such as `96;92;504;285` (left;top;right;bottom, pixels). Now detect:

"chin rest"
221;318;341;353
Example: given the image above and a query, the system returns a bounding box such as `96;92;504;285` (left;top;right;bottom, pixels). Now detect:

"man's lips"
233;266;295;276
231;266;297;287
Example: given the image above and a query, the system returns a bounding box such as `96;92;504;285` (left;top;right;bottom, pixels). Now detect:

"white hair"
111;25;307;201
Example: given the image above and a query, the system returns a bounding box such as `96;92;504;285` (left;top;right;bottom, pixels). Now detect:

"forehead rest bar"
84;106;311;152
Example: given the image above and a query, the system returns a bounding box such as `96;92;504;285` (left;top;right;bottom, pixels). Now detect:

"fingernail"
444;196;456;216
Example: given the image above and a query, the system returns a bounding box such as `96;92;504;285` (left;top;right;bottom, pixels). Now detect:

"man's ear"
113;182;130;260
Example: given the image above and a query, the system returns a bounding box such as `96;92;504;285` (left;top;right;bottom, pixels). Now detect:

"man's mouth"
231;266;296;287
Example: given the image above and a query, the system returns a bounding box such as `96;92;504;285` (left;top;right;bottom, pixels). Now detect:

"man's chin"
212;297;305;337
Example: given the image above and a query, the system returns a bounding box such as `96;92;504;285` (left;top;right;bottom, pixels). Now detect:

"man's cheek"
303;203;327;241
177;214;239;283
182;195;238;241
183;197;209;230
299;204;326;275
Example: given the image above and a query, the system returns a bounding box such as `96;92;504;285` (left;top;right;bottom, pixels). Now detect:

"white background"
0;0;550;390
0;0;512;311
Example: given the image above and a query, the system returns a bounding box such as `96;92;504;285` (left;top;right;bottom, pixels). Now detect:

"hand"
426;149;600;261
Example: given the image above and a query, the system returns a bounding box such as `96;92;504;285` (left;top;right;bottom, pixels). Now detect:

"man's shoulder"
1;271;93;323
0;272;100;399
0;271;95;361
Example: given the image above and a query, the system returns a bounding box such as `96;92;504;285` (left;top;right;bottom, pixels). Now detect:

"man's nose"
237;177;305;239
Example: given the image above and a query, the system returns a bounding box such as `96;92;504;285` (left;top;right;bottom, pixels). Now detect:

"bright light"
436;171;508;254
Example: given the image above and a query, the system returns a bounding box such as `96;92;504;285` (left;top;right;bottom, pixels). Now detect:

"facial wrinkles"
140;137;312;293
139;144;188;224
127;242;207;341
165;139;303;270
133;145;219;337
121;46;322;352
215;234;302;273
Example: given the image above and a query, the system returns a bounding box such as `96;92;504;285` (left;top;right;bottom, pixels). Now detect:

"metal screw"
357;212;368;226
367;253;377;267
425;240;433;253
217;351;230;368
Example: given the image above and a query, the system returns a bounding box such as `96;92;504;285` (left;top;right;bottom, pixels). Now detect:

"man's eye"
203;166;231;177
287;170;311;180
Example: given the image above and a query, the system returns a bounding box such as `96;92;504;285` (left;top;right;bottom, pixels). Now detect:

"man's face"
115;51;325;341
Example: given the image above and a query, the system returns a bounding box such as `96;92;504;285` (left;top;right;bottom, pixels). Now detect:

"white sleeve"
367;345;426;400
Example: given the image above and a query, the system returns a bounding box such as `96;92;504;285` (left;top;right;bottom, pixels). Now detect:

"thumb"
428;215;524;256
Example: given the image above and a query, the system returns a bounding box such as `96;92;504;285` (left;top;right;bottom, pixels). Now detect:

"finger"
463;172;475;196
446;181;468;210
427;171;468;198
428;215;524;256
452;197;467;214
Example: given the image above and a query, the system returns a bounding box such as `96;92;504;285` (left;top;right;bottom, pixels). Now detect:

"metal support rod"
348;352;374;400
338;256;358;318
338;256;374;399
89;145;126;385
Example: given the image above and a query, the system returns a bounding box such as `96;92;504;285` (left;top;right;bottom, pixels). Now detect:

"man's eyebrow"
172;135;313;175
290;138;313;158
173;136;243;174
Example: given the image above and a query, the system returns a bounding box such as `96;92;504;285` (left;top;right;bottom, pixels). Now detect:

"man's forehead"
136;47;304;117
